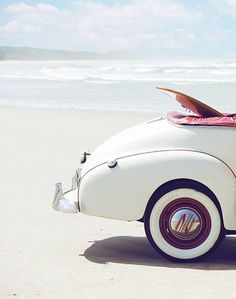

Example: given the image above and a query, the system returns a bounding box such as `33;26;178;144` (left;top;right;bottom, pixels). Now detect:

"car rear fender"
79;150;236;230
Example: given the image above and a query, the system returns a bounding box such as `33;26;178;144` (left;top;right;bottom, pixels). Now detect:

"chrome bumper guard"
52;168;81;213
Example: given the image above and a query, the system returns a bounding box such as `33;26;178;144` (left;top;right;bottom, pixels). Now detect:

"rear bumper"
52;168;81;213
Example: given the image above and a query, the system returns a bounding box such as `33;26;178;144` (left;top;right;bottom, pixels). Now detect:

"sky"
0;0;236;59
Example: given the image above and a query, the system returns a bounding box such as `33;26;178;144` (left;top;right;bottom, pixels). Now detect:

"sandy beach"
1;107;236;299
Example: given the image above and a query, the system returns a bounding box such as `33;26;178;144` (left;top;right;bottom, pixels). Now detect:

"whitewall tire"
144;184;224;262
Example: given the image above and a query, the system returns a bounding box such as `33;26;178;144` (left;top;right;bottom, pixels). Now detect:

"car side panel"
79;150;236;230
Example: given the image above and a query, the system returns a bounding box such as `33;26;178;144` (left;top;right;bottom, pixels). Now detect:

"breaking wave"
1;59;236;84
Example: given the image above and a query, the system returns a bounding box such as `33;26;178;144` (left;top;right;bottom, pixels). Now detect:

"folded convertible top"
167;111;236;127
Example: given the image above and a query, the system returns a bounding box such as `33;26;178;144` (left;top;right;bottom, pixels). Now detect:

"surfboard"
157;87;223;118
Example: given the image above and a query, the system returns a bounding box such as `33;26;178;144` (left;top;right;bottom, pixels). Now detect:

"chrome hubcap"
170;208;202;240
159;198;211;249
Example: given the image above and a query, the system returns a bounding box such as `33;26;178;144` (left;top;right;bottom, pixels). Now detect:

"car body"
53;88;236;262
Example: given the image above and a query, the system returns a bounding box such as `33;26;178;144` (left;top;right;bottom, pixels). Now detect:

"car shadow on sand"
82;235;236;270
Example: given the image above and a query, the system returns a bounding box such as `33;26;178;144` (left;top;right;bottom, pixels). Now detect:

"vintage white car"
53;88;236;262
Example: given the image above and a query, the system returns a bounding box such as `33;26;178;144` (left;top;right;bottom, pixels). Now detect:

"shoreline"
0;104;157;117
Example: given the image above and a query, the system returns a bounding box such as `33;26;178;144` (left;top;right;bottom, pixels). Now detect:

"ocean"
1;59;236;115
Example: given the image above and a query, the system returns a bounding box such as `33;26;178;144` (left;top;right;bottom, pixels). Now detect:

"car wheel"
144;184;224;262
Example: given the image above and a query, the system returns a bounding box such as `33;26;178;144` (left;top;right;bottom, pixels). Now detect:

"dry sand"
1;107;236;299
